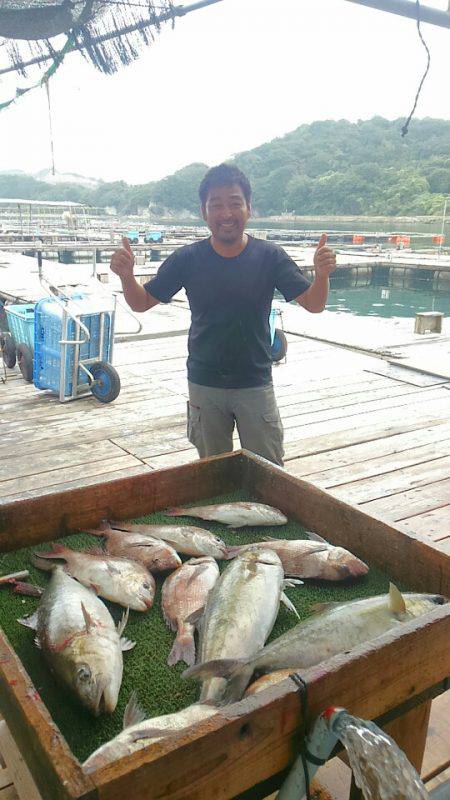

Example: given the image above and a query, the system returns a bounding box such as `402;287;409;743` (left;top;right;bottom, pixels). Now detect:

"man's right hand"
110;237;135;280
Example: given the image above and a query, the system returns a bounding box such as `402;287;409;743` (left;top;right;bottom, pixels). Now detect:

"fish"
32;542;155;612
184;585;445;704
85;522;182;571
83;693;218;773
166;501;288;528
192;548;300;704
161;556;220;666
102;518;229;560
227;537;368;581
18;567;134;715
244;669;293;697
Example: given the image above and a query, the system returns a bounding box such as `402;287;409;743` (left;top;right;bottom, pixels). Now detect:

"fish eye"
143;582;151;590
76;664;92;683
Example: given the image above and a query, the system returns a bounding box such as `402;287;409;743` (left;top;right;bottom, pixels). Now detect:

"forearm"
120;274;153;312
300;275;329;313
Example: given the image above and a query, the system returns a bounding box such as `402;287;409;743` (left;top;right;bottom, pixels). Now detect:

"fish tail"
182;657;247;681
31;544;69;570
220;668;256;704
167;626;196;667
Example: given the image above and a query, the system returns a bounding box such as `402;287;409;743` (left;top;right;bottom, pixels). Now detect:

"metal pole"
438;197;448;260
0;0;225;76
345;0;450;28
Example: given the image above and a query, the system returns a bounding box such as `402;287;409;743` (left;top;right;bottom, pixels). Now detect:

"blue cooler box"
33;295;113;398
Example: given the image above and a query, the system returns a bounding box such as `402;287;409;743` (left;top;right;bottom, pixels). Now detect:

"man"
111;163;336;466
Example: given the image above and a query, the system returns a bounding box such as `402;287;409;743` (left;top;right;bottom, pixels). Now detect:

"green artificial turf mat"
0;489;407;763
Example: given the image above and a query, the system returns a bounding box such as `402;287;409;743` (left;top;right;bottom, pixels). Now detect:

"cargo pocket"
261;411;284;465
187;402;202;448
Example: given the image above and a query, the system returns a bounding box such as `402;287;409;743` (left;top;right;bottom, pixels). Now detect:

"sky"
0;0;449;185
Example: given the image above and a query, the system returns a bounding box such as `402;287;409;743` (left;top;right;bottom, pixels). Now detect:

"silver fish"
184;585;445;704
106;519;229;560
227;538;368;581
193;548;298;704
32;542;155;612
162;557;220;666
83;694;218;772
18;567;134;715
86;522;182;571
166;502;288;528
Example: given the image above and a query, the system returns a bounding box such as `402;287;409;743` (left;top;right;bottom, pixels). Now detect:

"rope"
401;0;431;137
45;80;56;176
290;673;311;800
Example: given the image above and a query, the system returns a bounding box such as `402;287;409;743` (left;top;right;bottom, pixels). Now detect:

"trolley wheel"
271;328;288;363
90;361;121;403
16;343;33;382
1;333;16;369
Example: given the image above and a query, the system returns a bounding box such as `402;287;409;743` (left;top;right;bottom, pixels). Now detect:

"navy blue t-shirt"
144;236;310;388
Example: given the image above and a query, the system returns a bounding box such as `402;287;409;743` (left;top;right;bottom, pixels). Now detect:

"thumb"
122;236;132;254
316;233;327;250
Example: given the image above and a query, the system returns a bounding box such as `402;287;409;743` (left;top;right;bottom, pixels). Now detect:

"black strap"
290;673;311;800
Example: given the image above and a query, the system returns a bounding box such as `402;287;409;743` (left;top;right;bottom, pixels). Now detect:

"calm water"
326;284;450;319
168;217;450;320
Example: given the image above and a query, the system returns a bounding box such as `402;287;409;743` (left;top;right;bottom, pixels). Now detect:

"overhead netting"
0;0;176;76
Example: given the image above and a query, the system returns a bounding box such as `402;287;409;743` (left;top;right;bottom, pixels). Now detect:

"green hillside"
1;117;450;216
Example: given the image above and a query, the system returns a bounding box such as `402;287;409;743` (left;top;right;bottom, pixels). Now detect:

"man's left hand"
314;233;337;278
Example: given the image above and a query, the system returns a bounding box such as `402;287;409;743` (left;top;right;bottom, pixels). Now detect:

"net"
0;0;175;76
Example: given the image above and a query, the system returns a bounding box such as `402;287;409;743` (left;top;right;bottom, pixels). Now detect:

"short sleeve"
274;247;311;302
144;250;184;303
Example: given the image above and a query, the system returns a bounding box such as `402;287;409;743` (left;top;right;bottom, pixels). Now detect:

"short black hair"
199;163;252;207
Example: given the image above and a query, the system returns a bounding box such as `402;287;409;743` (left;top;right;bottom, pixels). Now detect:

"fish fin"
117;607;130;637
34;636;42;650
182;658;246;682
89;583;100;595
389;583;407;616
305;530;328;544
184;607;205;626
12;582;43;598
84;520;111;536
17;610;39;630
167;628;196;667
109;519;133;532
121;637;136;652
81;602;96;633
281;592;301;619
310;601;339;613
283;578;304;588
165;507;186;517
223;545;242;560
128;726;185;744
123;691;147;729
84;545;107;556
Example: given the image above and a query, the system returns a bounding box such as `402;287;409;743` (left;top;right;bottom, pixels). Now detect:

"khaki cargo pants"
187;382;284;467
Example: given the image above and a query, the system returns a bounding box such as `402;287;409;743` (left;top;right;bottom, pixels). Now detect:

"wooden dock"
1;328;449;796
1;254;449;796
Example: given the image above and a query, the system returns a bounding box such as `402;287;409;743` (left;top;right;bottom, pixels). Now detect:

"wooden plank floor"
1;328;449;796
1;331;450;552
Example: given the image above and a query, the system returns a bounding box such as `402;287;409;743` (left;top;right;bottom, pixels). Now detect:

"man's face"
202;183;251;245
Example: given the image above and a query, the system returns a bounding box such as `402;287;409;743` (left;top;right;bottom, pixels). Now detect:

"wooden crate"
0;450;448;800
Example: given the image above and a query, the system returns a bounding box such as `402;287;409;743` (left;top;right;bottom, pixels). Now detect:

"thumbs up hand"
110;236;135;280
313;233;337;279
